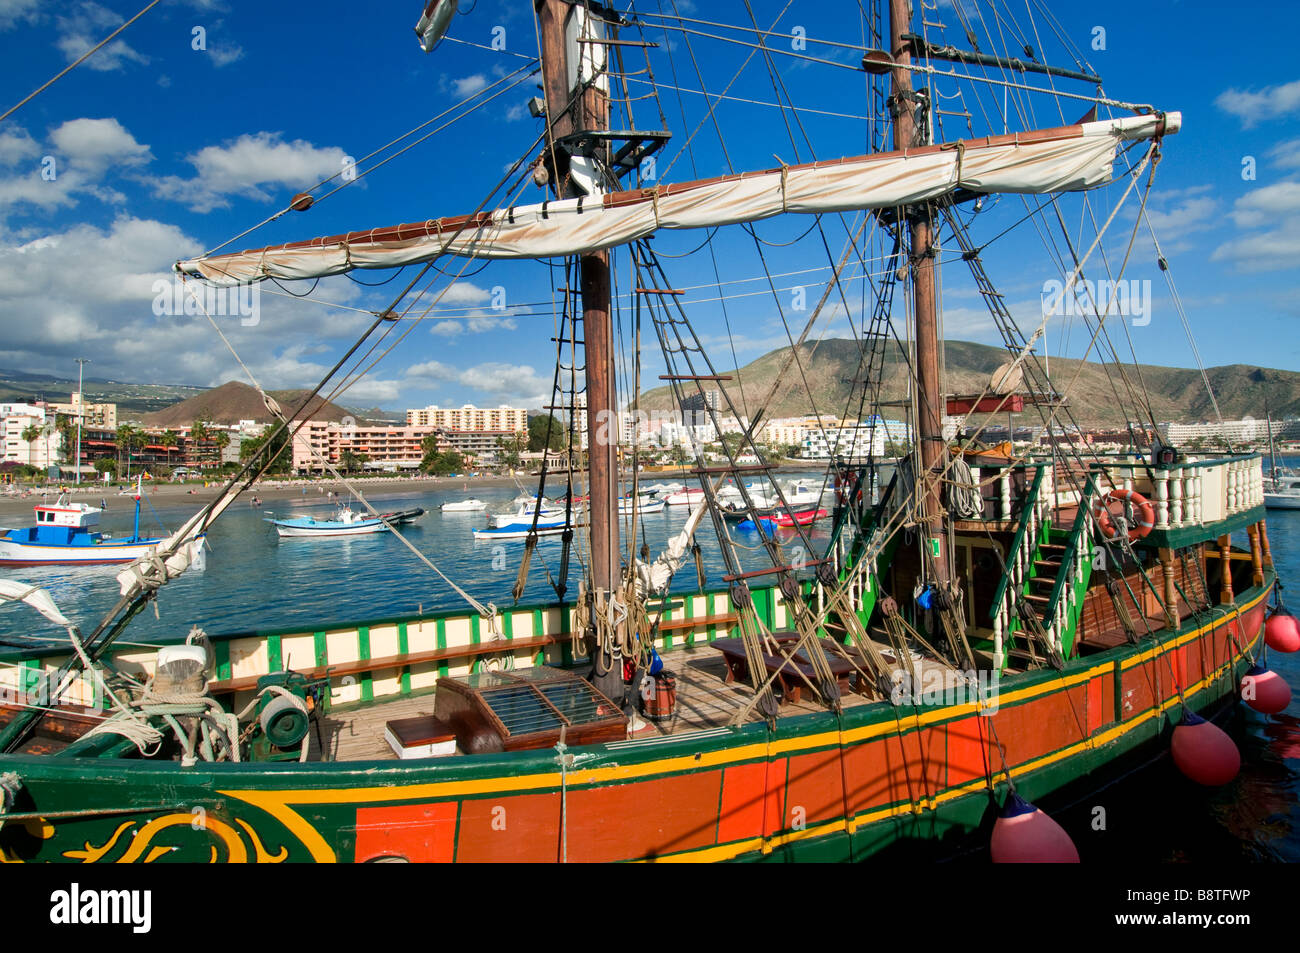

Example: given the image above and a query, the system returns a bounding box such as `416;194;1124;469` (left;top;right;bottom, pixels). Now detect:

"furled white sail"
0;580;74;629
177;113;1179;286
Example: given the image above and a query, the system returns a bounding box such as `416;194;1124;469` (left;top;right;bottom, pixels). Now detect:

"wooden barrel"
642;672;677;721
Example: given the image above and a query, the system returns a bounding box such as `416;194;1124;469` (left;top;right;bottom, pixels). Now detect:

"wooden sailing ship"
0;0;1291;864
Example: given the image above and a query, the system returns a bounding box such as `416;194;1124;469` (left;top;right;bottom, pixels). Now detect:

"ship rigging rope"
0;0;161;125
1141;211;1232;449
638;14;1149;113
185;278;497;622
200;61;539;259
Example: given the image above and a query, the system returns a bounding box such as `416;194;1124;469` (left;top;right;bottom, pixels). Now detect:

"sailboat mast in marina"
1;0;1295;866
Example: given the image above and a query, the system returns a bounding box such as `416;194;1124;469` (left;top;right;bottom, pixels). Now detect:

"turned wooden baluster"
1218;533;1234;604
1247;523;1265;587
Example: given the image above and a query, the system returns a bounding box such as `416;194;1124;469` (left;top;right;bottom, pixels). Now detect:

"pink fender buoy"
1171;711;1241;785
990;793;1079;863
1241;664;1292;715
1264;614;1300;653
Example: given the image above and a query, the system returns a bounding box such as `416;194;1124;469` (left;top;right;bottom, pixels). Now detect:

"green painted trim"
357;627;372;703
213;640;230;681
267;635;283;674
684;591;695;649
532;609;545;666
397;623;411;696
558;605;571;668
436;618;448;678
1146;505;1266;550
313;631;327;669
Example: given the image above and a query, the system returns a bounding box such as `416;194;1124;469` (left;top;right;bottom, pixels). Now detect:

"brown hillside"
141;381;352;427
636;339;1300;428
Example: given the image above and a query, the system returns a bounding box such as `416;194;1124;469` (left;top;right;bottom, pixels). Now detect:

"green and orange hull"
0;577;1271;864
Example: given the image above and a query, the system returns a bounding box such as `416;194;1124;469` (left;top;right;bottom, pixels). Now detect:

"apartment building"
48;393;117;430
291;421;452;473
405;404;528;434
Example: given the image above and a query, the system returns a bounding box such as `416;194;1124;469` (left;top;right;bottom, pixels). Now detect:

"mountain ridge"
636;340;1300;427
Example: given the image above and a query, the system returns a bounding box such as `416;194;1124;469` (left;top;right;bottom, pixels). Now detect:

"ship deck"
309;641;961;762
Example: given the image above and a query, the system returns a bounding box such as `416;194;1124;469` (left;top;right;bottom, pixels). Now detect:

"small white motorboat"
663;487;705;506
440;499;487;512
1265;474;1300;510
486;498;565;528
267;505;390;537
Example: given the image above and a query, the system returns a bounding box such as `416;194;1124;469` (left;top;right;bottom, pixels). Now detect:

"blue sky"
0;0;1297;416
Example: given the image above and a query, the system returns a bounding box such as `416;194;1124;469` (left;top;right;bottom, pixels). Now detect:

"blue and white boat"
0;493;167;566
267;504;390;538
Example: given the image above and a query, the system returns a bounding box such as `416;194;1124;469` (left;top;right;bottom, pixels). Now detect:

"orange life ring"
1093;488;1155;541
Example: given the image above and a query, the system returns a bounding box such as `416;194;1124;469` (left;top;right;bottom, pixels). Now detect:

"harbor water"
0;472;1296;862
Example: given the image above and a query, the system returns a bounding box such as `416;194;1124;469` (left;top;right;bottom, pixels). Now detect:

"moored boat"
267;505;390;537
0;494;167;567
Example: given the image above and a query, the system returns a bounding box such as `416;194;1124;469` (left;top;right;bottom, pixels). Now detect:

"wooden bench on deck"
710;634;856;705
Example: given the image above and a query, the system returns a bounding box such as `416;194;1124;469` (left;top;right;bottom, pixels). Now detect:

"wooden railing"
1089;454;1263;531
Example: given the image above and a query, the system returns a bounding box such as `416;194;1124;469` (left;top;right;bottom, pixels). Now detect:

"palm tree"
212;431;231;466
114;424;136;478
20;423;44;468
189;417;211;469
159;429;180;465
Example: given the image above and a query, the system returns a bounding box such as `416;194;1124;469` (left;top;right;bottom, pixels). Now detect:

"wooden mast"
536;0;623;702
888;0;949;585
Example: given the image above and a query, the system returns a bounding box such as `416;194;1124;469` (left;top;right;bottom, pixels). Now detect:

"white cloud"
0;126;40;166
0;216;404;396
451;74;489;98
49;117;151;174
430;315;518;337
1211;180;1300;272
152;132;350;212
0;0;39;30
1266;138;1300;171
1216;78;1300;127
55;3;149;72
1226;180;1300;229
436;281;492;305
407;360;551;407
0;118;150;217
207;42;245;68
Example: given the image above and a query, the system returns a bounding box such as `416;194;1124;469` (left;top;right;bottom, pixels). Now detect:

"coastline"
0;467;727;521
0;473;537;521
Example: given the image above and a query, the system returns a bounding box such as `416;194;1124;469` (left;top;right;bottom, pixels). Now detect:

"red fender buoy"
990;793;1079;863
1171;711;1241;786
1264;613;1300;653
1241;664;1292;715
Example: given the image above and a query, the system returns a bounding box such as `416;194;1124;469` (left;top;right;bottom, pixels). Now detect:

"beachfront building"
406;404;528;434
802;424;887;461
290;421;454;474
0;404;60;470
1159;417;1272;449
48;393;117;431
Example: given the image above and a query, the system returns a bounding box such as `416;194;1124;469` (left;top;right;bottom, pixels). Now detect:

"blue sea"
0;475;831;641
1;468;1296;862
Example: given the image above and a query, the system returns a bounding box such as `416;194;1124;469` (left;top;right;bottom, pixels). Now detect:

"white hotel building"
406;404;528;434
